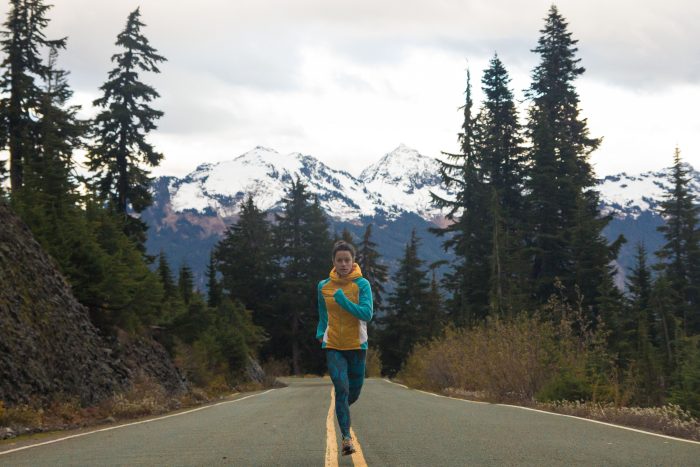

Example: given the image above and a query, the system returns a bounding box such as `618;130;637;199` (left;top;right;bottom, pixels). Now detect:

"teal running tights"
326;349;366;439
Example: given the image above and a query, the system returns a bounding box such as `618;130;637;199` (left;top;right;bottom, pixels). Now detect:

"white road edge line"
381;379;700;446
0;388;278;456
381;378;408;388
495;403;700;446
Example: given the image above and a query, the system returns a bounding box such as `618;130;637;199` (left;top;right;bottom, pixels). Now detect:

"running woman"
316;240;373;456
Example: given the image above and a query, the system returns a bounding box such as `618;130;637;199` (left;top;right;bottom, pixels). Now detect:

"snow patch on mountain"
167;144;452;222
360;143;451;219
597;166;700;219
165;143;699;224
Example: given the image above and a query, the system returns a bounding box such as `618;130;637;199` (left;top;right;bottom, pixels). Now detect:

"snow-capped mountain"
164;144;699;225
169;146;377;220
360;144;449;221
165;144;452;222
144;143;697;291
598;168;700;219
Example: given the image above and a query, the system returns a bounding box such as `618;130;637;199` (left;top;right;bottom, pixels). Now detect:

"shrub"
365;346;383;377
669;336;700;417
536;369;592;402
399;309;600;402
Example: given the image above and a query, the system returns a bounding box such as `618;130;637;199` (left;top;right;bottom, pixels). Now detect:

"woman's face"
333;250;354;277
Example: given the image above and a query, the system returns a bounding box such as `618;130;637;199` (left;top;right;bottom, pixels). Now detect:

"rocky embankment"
0;201;186;408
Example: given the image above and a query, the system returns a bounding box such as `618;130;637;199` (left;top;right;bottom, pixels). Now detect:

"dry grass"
535;401;700;441
100;375;171;419
0;369;280;440
420;387;700;442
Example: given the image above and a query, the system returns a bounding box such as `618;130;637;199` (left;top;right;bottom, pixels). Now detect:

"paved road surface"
1;377;698;466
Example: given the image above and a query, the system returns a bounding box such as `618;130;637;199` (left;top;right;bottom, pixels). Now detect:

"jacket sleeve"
316;281;328;340
333;278;373;322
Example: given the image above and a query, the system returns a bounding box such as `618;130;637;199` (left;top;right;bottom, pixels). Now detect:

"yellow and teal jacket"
316;263;373;350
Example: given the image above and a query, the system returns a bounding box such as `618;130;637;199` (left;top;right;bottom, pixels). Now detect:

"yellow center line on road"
325;386;368;466
349;427;367;467
325;387;339;467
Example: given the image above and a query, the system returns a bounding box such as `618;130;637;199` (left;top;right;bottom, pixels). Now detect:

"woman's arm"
316;281;328;341
333;279;373;321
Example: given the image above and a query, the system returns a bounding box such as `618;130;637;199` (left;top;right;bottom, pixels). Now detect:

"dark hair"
332;240;355;260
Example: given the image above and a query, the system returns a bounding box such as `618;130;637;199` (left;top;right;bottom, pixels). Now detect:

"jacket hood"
330;262;363;283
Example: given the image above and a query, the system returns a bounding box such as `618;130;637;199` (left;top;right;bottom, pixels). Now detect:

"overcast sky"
2;0;698;178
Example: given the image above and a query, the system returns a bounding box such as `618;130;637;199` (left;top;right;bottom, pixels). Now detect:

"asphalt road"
1;377;698;466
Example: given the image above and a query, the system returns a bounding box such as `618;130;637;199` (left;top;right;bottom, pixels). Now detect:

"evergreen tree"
424;261;446;341
524;5;622;315
356;223;388;311
9;44;89;274
157;250;176;299
32;46;85;203
628;243;652;313
626;242;662;405
206;251;222;308
274;177;333;374
0;0;65;192
431;69;490;326
655;147;700;336
86;7;166;245
650;275;681;377
379;229;432;375
178;263;194;305
479;54;528;317
340;227;354;245
85;198;164;332
215;195;278;326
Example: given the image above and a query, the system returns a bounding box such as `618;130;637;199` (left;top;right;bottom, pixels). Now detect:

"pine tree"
33;46;85;204
650;275;681;376
479;54;528;317
85;198;164;332
157;250;176;299
628;243;652;313
356;223;388;311
10;43;88;266
424;261;446;341
340;227;354;245
178;263;194;305
655;147;700;336
627;242;662;404
0;0;66;192
87;7;165;245
206;251;222;308
274;177;333;374
431;69;490;327
524;5;622;315
215;195;278;322
379;229;432;375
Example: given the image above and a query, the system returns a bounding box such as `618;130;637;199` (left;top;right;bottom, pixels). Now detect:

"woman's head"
332;240;355;277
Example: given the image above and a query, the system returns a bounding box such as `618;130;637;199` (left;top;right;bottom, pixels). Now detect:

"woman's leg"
326;349;352;439
347;349;366;405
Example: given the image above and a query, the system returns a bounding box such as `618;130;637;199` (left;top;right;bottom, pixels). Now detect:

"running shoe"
341;437;356;456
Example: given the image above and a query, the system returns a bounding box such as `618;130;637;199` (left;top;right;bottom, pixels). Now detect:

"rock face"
0;202;185;406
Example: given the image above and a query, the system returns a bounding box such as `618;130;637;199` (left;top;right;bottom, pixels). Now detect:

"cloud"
0;0;698;178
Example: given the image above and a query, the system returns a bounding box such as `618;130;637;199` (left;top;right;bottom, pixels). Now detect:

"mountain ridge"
143;144;696;291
